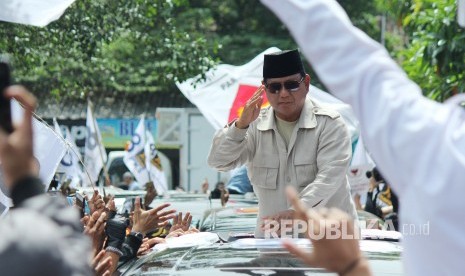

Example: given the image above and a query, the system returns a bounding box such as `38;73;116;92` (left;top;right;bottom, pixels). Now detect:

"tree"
0;0;217;98
380;0;465;101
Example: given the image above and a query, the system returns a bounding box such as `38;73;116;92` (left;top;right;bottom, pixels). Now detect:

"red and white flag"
176;47;359;140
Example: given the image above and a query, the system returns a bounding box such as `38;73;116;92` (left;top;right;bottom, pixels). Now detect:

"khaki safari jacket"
208;98;357;236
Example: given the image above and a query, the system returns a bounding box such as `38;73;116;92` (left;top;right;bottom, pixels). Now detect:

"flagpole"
88;100;110;194
142;113;153;184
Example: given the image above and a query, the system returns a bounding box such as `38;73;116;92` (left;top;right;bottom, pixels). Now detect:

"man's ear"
305;74;311;91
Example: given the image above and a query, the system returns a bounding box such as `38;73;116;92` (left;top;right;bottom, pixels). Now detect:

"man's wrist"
340;256;371;276
105;246;123;257
131;225;143;234
234;120;248;129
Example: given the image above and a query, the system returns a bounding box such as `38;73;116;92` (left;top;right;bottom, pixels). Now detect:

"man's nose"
278;86;291;96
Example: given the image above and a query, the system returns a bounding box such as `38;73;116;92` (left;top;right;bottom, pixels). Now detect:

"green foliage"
178;0;385;91
0;0;217;98
380;0;465;101
5;0;464;103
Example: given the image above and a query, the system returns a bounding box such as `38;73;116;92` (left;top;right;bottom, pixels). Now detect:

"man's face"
263;73;309;122
123;176;132;184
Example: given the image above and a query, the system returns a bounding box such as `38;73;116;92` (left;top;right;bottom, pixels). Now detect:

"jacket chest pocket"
294;154;316;187
250;158;279;190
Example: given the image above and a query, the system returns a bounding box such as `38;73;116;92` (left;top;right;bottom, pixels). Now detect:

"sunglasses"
264;76;304;94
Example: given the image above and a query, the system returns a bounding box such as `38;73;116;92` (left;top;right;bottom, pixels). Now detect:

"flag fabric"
123;117;148;186
125;116;146;159
11;100;67;190
53;118;83;187
84;104;107;186
0;0;76;27
144;130;168;194
176;47;359;141
123;117;168;194
347;135;375;201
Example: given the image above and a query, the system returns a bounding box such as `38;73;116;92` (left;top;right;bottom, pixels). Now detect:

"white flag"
124;117;148;186
53;118;83;187
145;130;168;194
123;117;168;193
347;135;375;198
0;0;76;27
176;47;359;141
11;100;67;190
84;104;107;185
126;116;146;159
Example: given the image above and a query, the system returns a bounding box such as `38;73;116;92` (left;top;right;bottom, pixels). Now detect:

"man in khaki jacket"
208;49;357;237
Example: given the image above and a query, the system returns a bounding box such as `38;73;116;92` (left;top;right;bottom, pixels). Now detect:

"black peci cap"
263;49;305;79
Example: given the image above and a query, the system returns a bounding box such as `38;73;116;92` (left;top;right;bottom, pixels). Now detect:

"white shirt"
128;181;141;191
261;0;465;275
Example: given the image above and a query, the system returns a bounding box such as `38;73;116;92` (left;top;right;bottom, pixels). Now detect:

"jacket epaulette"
312;106;340;119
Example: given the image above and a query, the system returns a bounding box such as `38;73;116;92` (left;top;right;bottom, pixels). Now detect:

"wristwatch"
131;231;144;240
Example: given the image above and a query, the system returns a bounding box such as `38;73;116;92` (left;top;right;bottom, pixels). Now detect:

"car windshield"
121;239;402;276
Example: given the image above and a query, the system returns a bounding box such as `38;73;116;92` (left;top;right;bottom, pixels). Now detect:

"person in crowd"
208;49;357;237
0;85;94;275
209;181;230;207
119;171;141;191
210;181;228;199
226;166;254;195
364;167;399;230
201;177;210;195
260;0;465;274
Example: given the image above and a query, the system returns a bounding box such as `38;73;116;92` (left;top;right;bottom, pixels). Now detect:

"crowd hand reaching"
0;86;37;189
169;212;193;232
260;209;295;237
87;190;105;215
92;250;112;276
137;237;166;257
184;227;199;234
165;227;199;239
83;211;107;257
132;197;176;235
235;85;264;129
201;178;209;194
104;195;117;219
282;187;371;276
220;189;229;207
104;176;112;187
166;228;185;239
144;182;157;209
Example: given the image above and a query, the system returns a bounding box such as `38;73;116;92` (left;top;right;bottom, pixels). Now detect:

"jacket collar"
257;98;317;131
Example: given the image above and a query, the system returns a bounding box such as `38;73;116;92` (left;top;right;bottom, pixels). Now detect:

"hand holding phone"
76;192;86;217
0;56;13;133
